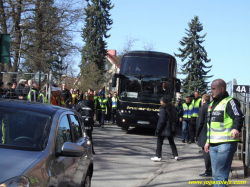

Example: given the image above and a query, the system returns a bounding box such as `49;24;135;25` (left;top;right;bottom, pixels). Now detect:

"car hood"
0;148;44;183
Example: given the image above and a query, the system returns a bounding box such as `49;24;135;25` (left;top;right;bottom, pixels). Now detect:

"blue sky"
101;0;249;86
75;0;249;87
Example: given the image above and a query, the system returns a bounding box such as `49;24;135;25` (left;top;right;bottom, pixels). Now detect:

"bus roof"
124;51;174;58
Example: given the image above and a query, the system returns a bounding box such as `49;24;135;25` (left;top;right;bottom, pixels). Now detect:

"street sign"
233;85;249;93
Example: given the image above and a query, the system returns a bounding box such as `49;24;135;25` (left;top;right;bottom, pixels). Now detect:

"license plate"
137;121;150;125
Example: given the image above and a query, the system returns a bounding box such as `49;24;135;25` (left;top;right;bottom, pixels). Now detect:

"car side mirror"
61;142;85;157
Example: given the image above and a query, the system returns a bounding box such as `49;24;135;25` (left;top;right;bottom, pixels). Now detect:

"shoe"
199;173;212;177
187;140;195;144
151;157;161;162
92;151;95;154
175;156;179;161
182;139;185;143
101;126;104;128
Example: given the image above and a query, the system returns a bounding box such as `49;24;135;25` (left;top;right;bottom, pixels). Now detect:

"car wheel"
83;170;91;187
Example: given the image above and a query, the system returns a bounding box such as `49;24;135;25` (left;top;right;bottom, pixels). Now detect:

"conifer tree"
174;16;213;97
81;0;114;71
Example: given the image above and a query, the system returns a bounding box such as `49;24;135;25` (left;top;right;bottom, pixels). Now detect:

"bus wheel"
121;127;129;131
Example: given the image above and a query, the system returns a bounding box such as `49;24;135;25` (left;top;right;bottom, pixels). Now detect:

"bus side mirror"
112;76;117;87
175;79;181;92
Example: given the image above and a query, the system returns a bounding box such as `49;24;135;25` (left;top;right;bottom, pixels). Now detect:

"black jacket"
196;102;210;147
15;84;28;100
155;103;174;137
61;88;72;104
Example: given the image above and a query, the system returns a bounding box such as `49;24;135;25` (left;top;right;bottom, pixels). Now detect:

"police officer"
204;79;243;186
27;82;40;102
188;91;202;144
98;94;108;128
111;92;118;124
180;96;192;143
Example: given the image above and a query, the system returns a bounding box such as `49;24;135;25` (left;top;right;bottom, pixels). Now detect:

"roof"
106;51;120;69
0;99;71;115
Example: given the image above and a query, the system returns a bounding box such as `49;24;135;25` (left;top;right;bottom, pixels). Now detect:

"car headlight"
0;176;30;187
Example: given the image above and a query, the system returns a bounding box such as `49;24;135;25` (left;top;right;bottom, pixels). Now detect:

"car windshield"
0;107;52;151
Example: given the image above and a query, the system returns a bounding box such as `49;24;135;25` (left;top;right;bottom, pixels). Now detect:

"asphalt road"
91;123;185;187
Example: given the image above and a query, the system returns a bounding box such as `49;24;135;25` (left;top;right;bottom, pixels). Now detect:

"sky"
75;0;250;87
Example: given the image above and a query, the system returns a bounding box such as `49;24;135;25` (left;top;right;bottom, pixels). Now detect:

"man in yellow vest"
204;79;243;186
98;94;108;128
188;91;202;144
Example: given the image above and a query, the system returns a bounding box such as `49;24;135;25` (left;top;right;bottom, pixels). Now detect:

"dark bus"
112;51;181;131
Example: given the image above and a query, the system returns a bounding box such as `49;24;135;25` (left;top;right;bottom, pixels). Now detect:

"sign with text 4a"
233;85;249;93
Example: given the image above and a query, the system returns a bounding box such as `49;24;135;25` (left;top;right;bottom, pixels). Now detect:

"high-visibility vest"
98;98;108;111
191;98;202;117
94;96;99;110
207;96;239;143
51;96;66;107
72;94;76;104
27;89;38;102
112;97;118;108
38;92;47;103
182;103;192;119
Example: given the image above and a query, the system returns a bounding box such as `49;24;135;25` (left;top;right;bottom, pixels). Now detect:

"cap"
19;79;26;83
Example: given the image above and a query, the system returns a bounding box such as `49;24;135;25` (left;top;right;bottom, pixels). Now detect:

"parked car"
0;99;93;187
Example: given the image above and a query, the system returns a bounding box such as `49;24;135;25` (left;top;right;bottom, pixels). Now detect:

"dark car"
0;99;93;187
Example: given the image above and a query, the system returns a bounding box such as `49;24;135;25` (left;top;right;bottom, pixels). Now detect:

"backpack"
166;106;178;136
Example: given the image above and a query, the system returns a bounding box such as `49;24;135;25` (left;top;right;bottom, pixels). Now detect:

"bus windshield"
120;56;175;77
119;75;174;102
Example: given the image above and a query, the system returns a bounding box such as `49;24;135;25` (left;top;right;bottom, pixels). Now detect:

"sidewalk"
135;131;250;187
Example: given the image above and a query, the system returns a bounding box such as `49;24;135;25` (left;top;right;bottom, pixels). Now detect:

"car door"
68;114;90;185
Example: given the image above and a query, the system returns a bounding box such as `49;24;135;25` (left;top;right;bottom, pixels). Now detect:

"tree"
81;0;113;71
174;16;213;97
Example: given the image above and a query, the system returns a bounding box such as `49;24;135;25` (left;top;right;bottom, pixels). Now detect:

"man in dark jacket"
15;79;28;100
151;96;178;162
196;93;212;177
76;95;95;154
61;83;72;108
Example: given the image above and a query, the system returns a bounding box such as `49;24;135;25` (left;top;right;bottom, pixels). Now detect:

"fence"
228;79;250;176
0;71;52;104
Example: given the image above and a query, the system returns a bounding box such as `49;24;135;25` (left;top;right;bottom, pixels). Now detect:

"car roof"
0;99;71;115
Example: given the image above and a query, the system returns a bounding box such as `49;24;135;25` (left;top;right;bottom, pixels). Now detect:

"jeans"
182;120;189;140
156;136;178;158
209;142;238;187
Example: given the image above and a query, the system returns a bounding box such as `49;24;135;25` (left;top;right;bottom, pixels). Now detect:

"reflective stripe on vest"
27;89;37;102
191;98;201;117
38;93;47;103
207;96;239;143
98;98;107;111
112;97;118;108
182;103;192;119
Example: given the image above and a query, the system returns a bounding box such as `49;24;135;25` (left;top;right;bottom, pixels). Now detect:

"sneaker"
151;157;161;162
175;156;179;161
182;139;185;143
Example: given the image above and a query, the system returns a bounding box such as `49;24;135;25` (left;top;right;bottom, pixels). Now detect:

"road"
91;123;185;187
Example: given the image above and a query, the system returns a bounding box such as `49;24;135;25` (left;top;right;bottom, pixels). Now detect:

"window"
69;115;82;141
56;115;72;153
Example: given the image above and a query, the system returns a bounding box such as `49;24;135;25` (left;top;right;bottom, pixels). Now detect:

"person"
111;92;118;124
56;87;66;107
38;84;48;103
158;82;169;94
106;93;112;122
71;89;78;105
196;93;212;177
98;94;108;128
76;94;95;154
27;82;40;102
204;79;244;186
4;82;14;99
188;91;202;144
11;82;17;99
179;96;192;143
175;99;182;128
15;79;28;100
27;79;32;91
151;96;179;161
61;83;72;108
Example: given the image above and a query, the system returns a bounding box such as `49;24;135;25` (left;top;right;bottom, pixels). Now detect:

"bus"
112;51;181;131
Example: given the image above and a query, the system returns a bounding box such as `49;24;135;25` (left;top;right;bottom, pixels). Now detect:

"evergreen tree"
174;16;213;97
81;0;114;71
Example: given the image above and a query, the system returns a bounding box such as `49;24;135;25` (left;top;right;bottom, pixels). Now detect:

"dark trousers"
106;109;111;121
189;117;197;141
111;108;117;123
100;111;105;126
202;147;212;174
156;136;178;158
86;130;95;153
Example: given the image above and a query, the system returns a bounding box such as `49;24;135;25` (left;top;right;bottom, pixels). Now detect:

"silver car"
0;99;93;187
